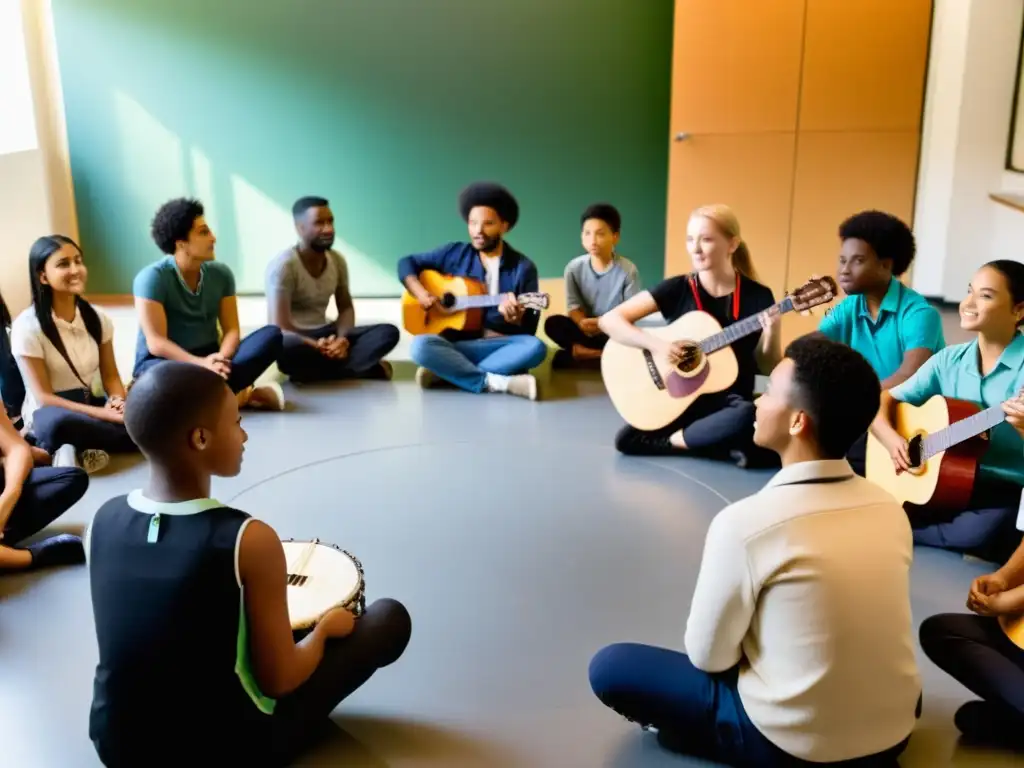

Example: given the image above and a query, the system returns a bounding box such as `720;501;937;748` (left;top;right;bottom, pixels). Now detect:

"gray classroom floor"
2;305;1021;766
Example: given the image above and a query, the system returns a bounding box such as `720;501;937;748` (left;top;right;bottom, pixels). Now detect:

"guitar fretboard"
699;296;796;354
921;404;1006;460
454;295;504;309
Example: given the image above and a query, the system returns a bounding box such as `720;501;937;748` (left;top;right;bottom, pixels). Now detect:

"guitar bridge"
287;574;309;586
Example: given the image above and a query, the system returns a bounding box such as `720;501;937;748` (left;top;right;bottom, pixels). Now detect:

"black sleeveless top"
88;492;273;764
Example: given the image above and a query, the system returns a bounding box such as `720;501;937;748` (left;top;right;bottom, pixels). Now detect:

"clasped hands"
316;335;349;360
966;572;1024;617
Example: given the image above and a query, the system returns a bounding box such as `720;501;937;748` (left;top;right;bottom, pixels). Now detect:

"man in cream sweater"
589;333;920;765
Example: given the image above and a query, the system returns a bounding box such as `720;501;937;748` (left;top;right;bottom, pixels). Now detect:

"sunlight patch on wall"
112;91;184;211
190;146;216;226
230;173;397;294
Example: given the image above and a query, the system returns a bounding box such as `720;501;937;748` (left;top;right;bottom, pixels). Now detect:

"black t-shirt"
650;272;776;399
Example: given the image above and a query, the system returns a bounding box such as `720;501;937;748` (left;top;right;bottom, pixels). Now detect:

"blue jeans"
409;334;547;393
589;643;910;767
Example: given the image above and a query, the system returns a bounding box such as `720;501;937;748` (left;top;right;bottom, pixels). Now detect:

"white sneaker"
415;367;438;389
52;444;78;469
506;374;538;401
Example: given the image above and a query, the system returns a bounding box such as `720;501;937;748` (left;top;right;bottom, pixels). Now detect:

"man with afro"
818;210;945;473
397;182;547;400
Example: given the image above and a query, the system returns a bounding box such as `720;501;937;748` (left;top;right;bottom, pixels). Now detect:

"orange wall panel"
798;0;933;132
787;131;921;302
670;0;807;135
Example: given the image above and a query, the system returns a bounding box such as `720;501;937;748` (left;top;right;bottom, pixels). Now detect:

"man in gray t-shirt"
266;196;399;382
544;204;640;367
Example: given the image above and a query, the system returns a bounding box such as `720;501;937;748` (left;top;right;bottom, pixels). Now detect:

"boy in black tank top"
87;361;411;766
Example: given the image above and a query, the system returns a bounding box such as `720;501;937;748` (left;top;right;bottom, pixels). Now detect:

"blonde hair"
691;204;758;282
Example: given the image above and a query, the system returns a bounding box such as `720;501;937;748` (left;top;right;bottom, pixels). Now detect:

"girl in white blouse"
12;236;137;472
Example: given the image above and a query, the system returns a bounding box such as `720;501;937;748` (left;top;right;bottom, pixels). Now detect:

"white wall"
913;0;1024;302
0;0;76;318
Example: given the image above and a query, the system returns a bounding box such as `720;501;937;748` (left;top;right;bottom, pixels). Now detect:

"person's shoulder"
899;284;940;314
505;242;535;268
740;273;773;297
614;254;639;275
565;254;589;273
824;293;856;318
11;307;40;335
206;260;235;279
267;248;296;271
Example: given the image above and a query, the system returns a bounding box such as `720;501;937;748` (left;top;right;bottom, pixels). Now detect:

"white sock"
485;373;510;393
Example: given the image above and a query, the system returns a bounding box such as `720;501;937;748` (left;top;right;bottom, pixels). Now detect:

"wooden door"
664;0;807;302
783;0;932;342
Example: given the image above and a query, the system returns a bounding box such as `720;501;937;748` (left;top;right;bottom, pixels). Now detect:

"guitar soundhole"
907;435;923;469
674;342;704;375
440;293;456;309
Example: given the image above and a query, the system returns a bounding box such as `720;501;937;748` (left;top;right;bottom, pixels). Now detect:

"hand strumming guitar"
578;317;601;336
1002;394;1024;439
498;293;525;325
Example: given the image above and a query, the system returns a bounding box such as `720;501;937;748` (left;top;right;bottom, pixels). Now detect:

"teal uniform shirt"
819;278;945;382
890;334;1024;488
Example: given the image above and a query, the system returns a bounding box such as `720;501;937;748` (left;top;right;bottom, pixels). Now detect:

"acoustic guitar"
865;393;1017;510
600;276;836;432
401;269;550;336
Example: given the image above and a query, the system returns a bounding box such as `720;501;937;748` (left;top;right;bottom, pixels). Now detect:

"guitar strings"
287;539;318;586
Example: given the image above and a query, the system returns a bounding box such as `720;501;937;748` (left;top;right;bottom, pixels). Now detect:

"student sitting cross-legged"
87;361;412;767
543;203;640;368
397;182;548;400
12;235;138;474
589;334;920;766
870;260;1024;563
133;198;285;410
920;528;1024;749
820;210;945;474
268;196;400;383
0;403;88;573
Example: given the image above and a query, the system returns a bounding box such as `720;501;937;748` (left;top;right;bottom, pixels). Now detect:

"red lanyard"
689;271;741;321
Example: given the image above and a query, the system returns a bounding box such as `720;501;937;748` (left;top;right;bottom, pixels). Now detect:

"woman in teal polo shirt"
871;260;1024;561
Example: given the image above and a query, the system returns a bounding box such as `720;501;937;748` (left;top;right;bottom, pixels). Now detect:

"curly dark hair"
784;333;881;459
581;203;621;233
838;210;916;277
151;198;205;255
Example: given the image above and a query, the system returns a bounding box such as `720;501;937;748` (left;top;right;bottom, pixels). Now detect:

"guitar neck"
453;295;503;310
921;403;1006;460
699;296;795;354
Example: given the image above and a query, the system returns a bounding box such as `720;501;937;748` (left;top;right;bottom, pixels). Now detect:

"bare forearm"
219;330;241;359
37;392;119;423
335;306;355;335
403;275;430;301
569;308;587;326
598;312;664;354
272;623;329;696
870;392;899;441
146;334;201;364
2;445;33;499
102;377;127;400
998;541;1024;587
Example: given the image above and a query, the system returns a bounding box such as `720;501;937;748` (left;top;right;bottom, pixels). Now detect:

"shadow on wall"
50;0;673;295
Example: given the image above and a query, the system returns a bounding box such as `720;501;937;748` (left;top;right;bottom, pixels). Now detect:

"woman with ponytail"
11;236;136;473
599;204;781;467
871;259;1024;562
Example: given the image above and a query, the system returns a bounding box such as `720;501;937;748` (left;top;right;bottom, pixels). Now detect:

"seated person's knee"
408;334;440;364
365;597;411;667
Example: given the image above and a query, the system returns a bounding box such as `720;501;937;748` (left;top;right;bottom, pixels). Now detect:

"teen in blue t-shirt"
820;211;945;474
133;198;285;410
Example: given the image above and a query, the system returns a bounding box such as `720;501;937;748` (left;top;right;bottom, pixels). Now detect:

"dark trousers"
543;314;608;351
2;465;89;545
134;326;283;394
265;598;411;763
615;392;773;464
589;643;910;767
30;390;137;455
919;613;1024;719
909;478;1022;563
93;599;411;768
0;348;25;423
278;323;399;383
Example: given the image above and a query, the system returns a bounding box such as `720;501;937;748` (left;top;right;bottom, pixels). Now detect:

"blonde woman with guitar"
600;205;781;467
869;260;1024;562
